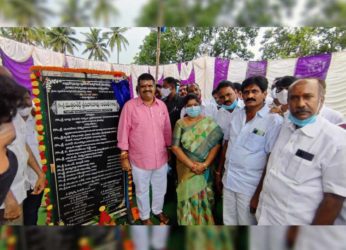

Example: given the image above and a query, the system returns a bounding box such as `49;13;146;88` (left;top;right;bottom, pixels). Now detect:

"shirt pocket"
243;132;266;152
283;155;315;184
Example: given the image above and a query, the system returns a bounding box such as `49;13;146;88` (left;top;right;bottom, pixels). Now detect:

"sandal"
141;218;153;225
153;212;170;225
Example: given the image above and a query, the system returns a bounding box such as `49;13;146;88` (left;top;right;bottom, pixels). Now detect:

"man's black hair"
241;76;268;92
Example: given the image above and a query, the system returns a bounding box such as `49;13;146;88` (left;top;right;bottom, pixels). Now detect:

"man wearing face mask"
215;81;242;135
214;81;242;196
162;77;184;131
270;76;297;116
19;91;45;225
220;76;283;225
255;78;346;225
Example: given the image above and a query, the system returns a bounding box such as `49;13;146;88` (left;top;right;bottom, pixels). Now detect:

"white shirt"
294;227;346;250
215;103;242;136
180;99;218;120
25;114;41;190
1;114;28;208
320;105;344;124
222;105;283;196
257;116;346;225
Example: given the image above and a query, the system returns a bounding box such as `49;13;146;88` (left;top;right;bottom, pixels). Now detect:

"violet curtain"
246;61;267;78
294;53;331;80
180;67;195;85
0;49;34;91
213;57;230;89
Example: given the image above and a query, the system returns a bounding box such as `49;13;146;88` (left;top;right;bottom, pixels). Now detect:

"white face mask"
276;89;288;105
271;88;277;99
18;107;32;117
161;87;171;99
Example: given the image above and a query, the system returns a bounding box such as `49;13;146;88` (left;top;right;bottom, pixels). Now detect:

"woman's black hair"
0;75;24;124
183;93;200;106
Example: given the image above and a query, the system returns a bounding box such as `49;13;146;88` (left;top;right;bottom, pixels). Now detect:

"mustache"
144;90;152;93
295;108;311;114
245;98;256;102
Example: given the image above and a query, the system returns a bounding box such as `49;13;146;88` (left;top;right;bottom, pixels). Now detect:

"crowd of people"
1;64;345;228
118;72;346;226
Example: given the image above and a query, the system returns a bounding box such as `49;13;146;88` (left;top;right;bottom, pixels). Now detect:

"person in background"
0;75;22;223
172;94;223;225
118;73;172;225
232;82;245;108
2;85;45;225
270;76;298;116
212;89;222;109
21;92;44;225
255;78;346;225
162;77;185;131
180;83;218;120
155;84;163;99
178;84;187;97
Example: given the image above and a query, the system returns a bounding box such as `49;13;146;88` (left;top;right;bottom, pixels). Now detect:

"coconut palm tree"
82;28;110;61
0;27;40;45
60;0;90;26
0;0;52;25
104;28;129;64
46;27;81;55
93;0;118;26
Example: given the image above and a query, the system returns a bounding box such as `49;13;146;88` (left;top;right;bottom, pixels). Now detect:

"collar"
286;114;322;138
136;96;159;107
242;103;269;118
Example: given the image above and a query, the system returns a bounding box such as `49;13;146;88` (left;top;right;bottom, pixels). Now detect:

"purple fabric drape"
213;57;230;89
0;49;34;91
294;53;331;80
180;67;195;85
246;61;267;78
177;62;182;75
157;75;164;85
128;76;134;98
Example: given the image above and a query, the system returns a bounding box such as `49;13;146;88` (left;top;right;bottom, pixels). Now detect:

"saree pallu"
173;117;223;225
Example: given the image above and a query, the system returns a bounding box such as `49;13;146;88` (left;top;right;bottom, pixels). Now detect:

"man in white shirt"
214;81;242;136
219;76;283;225
180;83;218;120
255;78;346;225
21;99;44;225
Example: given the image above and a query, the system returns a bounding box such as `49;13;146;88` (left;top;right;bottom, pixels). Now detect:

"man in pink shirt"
117;73;172;225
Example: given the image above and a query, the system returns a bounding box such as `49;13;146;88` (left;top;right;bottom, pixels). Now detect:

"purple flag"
0;49;34;91
246;61;267;78
213;57;230;89
294;53;331;80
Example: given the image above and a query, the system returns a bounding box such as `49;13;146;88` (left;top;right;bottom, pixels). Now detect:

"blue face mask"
288;113;317;127
222;99;238;111
186;106;201;118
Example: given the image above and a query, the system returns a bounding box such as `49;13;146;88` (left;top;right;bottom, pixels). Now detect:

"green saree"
173;117;223;225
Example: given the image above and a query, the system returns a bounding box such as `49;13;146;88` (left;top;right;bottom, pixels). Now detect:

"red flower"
99;211;112;225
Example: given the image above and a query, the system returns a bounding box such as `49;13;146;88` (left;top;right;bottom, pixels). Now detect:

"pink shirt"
117;97;172;170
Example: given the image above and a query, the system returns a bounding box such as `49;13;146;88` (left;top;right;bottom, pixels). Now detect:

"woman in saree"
171;93;223;225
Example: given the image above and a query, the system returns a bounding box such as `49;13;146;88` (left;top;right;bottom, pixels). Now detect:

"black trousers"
23;189;44;225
